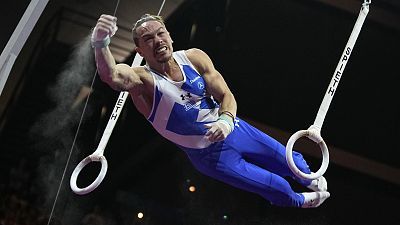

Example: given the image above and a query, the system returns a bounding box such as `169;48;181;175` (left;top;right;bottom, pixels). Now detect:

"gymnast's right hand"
204;115;234;142
91;14;118;43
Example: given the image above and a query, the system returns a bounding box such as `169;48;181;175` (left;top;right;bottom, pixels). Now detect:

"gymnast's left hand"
204;119;233;142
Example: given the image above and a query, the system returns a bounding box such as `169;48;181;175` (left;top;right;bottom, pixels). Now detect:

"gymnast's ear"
135;46;143;57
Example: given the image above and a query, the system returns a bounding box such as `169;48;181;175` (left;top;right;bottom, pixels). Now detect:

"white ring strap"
286;1;370;180
69;90;131;194
70;0;167;195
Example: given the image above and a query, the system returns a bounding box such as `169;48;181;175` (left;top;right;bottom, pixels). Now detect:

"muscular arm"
94;47;142;91
186;48;237;118
93;14;143;91
94;47;117;89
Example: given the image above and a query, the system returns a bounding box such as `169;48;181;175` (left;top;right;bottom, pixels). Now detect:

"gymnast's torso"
136;50;220;149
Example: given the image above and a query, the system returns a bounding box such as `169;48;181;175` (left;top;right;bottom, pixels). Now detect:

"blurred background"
0;0;399;224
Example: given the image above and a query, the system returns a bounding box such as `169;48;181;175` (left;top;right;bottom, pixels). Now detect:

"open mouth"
156;46;167;54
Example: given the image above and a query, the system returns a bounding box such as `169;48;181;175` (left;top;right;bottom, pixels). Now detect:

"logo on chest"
180;92;192;101
189;76;205;91
180;91;200;111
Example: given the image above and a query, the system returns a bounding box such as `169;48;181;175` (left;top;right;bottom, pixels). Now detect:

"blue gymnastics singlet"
145;50;220;149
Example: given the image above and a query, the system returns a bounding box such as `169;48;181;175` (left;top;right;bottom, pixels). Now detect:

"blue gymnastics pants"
179;118;311;207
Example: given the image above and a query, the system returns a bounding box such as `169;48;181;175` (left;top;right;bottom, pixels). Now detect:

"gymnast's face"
135;20;173;64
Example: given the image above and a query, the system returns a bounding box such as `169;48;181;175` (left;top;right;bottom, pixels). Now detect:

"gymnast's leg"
184;145;305;207
226;119;327;191
184;144;329;207
181;118;330;207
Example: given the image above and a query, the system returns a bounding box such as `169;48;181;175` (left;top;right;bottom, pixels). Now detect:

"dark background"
0;0;399;224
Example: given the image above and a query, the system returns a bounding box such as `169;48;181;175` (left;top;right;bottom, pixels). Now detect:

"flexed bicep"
107;64;144;91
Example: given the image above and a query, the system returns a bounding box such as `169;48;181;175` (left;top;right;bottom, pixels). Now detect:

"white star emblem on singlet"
198;82;204;89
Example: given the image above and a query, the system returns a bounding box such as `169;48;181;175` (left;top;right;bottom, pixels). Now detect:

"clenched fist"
91;14;118;47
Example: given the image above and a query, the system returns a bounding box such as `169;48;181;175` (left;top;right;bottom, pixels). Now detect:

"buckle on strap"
363;0;371;6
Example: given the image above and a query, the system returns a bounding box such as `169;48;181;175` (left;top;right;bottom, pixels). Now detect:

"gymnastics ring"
70;56;144;194
285;0;370;180
70;153;108;195
70;0;166;195
286;126;329;180
69;89;129;195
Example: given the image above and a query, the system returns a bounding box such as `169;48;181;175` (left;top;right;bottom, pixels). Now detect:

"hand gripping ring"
285;128;329;180
70;154;108;195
